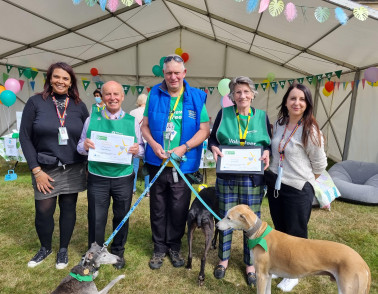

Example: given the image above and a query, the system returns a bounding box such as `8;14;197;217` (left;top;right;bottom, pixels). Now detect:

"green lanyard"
236;107;251;146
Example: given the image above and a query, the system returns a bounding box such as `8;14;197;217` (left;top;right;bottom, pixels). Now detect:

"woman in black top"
20;62;89;270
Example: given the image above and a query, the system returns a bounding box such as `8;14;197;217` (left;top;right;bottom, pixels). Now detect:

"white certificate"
216;145;264;174
88;131;134;165
5;138;18;157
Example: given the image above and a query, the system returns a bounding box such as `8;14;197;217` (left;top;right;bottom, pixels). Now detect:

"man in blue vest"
141;54;210;270
77;81;144;270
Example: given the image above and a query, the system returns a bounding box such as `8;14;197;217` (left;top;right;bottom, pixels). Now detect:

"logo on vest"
188;110;197;119
228;138;239;144
247;130;258;133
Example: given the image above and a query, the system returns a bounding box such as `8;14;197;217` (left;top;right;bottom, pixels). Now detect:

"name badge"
166;122;174;132
58;133;68;145
59;127;69;140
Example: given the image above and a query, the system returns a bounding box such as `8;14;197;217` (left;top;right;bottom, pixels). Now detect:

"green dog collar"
70;272;93;282
247;225;273;252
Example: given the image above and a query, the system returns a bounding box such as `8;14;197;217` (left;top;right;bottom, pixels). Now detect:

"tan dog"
217;205;371;294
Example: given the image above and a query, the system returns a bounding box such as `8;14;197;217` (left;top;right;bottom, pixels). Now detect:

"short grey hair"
228;76;258;102
162;54;186;71
136;93;147;106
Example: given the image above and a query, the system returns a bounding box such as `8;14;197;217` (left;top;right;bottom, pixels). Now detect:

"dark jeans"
147;164;191;253
265;170;314;239
87;173;134;257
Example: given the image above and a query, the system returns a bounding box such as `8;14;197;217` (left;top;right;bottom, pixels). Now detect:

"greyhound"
51;243;125;294
186;187;219;286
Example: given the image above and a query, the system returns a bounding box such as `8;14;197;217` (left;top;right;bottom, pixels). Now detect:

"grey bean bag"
328;160;378;205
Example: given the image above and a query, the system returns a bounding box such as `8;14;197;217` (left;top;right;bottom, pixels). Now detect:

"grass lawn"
0;159;377;294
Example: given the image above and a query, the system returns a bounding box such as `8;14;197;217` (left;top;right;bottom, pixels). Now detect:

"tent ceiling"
1;0;378;79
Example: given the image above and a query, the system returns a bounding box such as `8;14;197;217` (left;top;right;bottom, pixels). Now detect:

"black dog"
186;187;219;286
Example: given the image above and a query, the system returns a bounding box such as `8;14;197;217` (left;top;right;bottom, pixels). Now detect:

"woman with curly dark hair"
20;62;89;270
265;82;327;291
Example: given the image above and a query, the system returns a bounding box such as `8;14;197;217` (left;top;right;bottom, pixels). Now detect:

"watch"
184;142;191;152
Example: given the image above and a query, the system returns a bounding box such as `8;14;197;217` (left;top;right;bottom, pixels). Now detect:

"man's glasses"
164;56;184;63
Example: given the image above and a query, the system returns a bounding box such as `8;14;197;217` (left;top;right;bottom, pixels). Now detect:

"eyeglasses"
164;56;184;63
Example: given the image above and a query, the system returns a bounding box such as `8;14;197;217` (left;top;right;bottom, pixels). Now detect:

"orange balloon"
0;85;5;103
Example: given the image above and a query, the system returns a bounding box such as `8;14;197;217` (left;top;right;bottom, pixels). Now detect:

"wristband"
33;169;42;175
184;142;191;152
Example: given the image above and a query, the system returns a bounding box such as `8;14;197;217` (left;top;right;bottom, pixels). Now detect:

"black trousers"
87;173;134;257
147;164;191;253
265;170;314;239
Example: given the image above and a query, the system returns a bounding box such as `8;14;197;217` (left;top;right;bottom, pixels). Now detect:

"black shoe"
246;272;257;287
113;256;126;270
56;248;68;270
149;252;166;270
168;249;184;268
214;264;227;279
28;247;52;268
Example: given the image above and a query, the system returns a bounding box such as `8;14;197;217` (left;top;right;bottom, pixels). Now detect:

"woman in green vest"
208;76;271;287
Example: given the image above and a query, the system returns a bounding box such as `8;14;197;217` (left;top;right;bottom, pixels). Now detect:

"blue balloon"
0;90;16;107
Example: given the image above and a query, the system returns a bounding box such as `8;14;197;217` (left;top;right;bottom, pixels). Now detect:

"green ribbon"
247;225;273;252
69;272;93;282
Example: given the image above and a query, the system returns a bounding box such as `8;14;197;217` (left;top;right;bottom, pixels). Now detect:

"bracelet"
34;172;43;179
184;142;191;152
33;169;42;176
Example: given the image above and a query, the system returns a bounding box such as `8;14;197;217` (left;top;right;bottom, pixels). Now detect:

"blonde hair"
136;93;147;106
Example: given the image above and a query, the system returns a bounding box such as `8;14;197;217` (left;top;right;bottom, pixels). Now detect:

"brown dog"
217;205;371;294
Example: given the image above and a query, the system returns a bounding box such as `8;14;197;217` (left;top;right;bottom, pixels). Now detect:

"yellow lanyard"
168;87;184;122
236;107;251;146
103;109;124;120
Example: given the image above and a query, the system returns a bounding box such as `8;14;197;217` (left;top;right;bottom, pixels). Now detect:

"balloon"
0;90;17;107
0;85;5;94
152;65;163;77
175;48;183;55
267;72;275;82
367;80;378;87
325;81;334;92
218;78;231;96
160;56;166;67
322;87;331;97
222;95;234;108
23;68;32;79
181;52;189;63
4;78;21;94
90;68;99;76
364;67;378;83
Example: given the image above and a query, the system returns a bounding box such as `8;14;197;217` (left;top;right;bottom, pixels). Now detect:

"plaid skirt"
216;175;264;265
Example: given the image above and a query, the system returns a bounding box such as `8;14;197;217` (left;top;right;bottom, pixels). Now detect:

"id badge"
58;133;68;145
170;130;177;140
59;127;69;140
275;166;283;190
166;122;174;132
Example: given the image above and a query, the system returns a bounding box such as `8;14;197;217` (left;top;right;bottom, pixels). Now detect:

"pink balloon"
222;95;234;108
4;78;21;94
364;67;378;83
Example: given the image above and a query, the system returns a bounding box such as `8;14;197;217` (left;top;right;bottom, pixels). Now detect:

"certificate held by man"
216;145;264;175
88;131;134;165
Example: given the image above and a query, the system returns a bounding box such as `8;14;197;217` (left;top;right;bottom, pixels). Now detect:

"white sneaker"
277;278;299;292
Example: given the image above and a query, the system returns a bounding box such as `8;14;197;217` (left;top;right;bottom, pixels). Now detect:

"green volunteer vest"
216;106;271;147
91;103;105;113
87;110;136;178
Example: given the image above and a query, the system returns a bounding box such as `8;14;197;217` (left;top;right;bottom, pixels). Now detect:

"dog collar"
244;217;262;239
70;272;93;282
247;225;273;252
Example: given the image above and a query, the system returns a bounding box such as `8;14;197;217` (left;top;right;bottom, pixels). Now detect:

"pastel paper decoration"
335;7;348;25
135;0;143;5
218;79;231;96
353;7;368;21
121;0;133;7
107;0;119;12
99;0;107;10
145;0;152;4
72;0;82;4
18;80;25;91
258;0;270;13
85;0;97;7
30;81;35;91
284;2;297;22
246;0;259;13
364;67;378;83
4;78;21;94
314;7;330;23
269;0;284;17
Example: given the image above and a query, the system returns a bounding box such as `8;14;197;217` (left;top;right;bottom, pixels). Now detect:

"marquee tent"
0;0;377;163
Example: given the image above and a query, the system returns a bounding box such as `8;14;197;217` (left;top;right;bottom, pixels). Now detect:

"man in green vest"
77;81;144;270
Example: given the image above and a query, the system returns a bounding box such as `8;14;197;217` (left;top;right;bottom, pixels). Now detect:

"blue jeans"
133;157;150;193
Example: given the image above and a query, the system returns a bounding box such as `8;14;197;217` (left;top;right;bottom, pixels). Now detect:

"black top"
19;93;89;170
208;107;272;186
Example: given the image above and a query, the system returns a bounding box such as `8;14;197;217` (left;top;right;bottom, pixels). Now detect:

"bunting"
297;78;304;84
18;67;25;78
279;80;286;89
122;85;130;95
130;86;136;95
6;65;13;74
82;80;90;91
136;86;144;94
3;73;9;83
95;81;104;89
30;81;35;91
208;87;215;94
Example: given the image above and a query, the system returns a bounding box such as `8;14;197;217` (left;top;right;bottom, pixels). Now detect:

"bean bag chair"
328;160;378;205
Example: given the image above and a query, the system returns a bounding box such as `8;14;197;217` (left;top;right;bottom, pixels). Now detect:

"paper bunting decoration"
146;87;151;93
315;7;330;23
30;81;35;91
258;0;269;13
6;65;13;74
335;70;342;79
297;78;304;84
208;87;215;94
316;74;323;81
247;0;259;13
136;86;144;94
95;81;104;89
325;72;333;81
306;76;314;84
135;0;143;5
260;83;268;91
284;2;297;22
335;7;348;25
269;0;284;17
121;0;133;7
31;71;38;80
99;0;107;10
18;67;25;78
270;82;278;93
300;6;308;22
3;73;9;83
145;0;152;4
85;0;97;7
287;79;294;85
72;0;82;4
254;84;259;90
199;87;206;92
122;85;130;95
279;80;286;89
82;80;90;90
130;86;136;95
107;0;119;12
353;7;368;21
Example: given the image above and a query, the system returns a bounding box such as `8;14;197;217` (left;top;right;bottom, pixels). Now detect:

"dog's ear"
239;213;253;227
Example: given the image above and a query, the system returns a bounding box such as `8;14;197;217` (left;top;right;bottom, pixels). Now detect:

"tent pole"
223;45;228;78
136;44;139;85
342;70;360;161
313;81;321;117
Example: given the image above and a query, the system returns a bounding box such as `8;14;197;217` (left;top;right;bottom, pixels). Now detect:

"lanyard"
103;110;124;120
277;118;302;166
236;107;251;146
168;86;184;122
52;96;69;127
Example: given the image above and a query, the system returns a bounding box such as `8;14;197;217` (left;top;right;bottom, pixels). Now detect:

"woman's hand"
35;171;54;194
128;143;139;155
210;145;223;162
260;149;270;170
84;138;95;151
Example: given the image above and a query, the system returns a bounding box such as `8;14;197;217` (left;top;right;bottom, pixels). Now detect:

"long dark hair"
277;82;322;147
38;62;81;104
